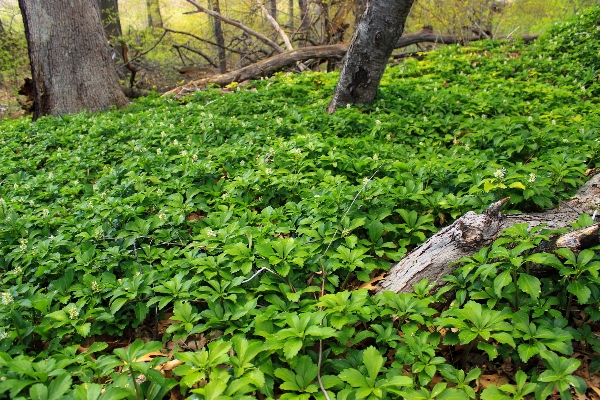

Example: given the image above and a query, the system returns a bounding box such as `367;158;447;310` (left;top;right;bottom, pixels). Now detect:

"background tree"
327;0;415;113
146;0;163;28
98;0;122;38
18;0;129;121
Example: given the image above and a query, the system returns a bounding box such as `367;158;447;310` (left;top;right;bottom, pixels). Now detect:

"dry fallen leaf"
479;374;510;390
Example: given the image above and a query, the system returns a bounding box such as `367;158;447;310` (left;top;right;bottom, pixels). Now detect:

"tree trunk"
371;173;600;294
208;0;227;73
18;0;129;121
289;0;294;28
298;0;310;47
270;0;277;22
98;0;122;38
327;0;415;113
146;0;163;28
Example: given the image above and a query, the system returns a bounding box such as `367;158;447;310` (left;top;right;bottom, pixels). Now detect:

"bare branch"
183;0;284;53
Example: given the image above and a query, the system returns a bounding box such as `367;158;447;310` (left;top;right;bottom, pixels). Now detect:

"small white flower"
1;292;13;305
375;120;381;126
0;330;9;340
180;150;188;157
465;144;470;151
528;116;533;122
28;200;34;207
346;103;351;109
13;266;22;275
240;160;245;166
206;228;217;238
342;229;350;237
192;154;198;162
362;177;370;185
67;306;79;320
265;168;272;175
563;138;569;143
386;134;392;141
552;119;557;126
373;154;379;161
156;148;162;155
87;202;93;209
528;173;536;183
494;168;506;179
158;212;167;221
161;131;166;138
156;188;163;196
91;281;100;292
173;139;179;146
222;192;229;199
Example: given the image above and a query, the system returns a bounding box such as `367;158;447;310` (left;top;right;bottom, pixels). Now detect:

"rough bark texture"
19;0;129;121
327;0;415;113
99;0;122;38
164;30;538;97
373;173;600;294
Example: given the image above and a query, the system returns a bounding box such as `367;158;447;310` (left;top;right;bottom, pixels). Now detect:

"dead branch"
163;30;540;97
371;173;600;294
183;0;284;53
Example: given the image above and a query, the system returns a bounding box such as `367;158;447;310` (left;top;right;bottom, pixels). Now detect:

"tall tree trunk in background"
18;0;129;121
327;0;415;113
289;0;294;28
98;0;122;38
298;0;310;46
270;0;277;21
208;0;227;73
146;0;163;28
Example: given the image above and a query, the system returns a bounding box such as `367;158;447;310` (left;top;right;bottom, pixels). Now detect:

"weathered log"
163;30;539;97
372;173;600;294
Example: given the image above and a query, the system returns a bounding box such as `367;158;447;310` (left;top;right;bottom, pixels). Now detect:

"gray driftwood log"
372;173;600;294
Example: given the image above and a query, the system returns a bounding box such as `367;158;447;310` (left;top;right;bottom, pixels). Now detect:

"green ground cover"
1;7;600;400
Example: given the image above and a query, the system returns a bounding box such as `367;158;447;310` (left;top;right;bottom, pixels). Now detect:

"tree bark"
146;0;164;28
98;0;122;38
298;0;310;47
327;0;415;113
164;29;538;97
208;0;227;73
18;0;129;121
371;173;600;294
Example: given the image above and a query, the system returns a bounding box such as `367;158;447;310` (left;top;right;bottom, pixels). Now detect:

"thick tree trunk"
327;0;415;113
18;0;129;121
98;0;122;38
372;173;600;294
208;0;227;73
146;0;163;28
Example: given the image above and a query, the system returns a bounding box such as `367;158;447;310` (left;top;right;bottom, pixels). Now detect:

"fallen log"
163;30;539;97
372;172;600;294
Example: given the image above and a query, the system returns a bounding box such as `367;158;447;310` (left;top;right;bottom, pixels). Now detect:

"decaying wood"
164;30;539;98
372;173;600;294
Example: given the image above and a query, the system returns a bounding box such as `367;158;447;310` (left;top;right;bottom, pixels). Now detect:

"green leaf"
362;346;384;383
567;281;591;304
339;368;368;388
517;273;541;300
493;270;512;299
283;338;303;359
48;374;72;400
29;384;48;400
